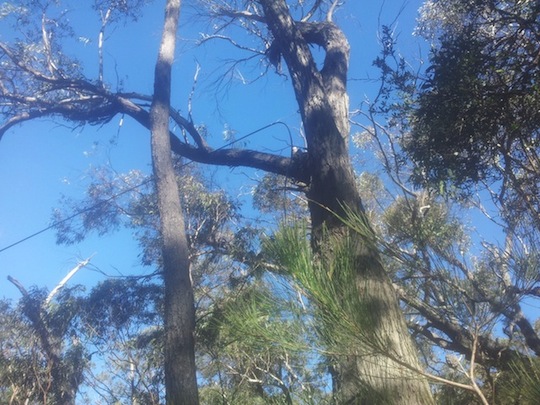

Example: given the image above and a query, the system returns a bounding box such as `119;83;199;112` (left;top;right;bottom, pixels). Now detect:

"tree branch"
45;257;93;305
115;95;308;182
7;275;59;367
396;284;519;367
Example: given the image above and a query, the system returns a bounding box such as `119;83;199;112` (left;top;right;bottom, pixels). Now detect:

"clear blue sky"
0;1;425;300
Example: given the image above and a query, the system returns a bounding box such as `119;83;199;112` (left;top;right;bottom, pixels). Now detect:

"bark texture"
149;0;199;403
258;1;434;403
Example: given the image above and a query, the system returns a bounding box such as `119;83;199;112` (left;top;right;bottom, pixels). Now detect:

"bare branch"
469;332;490;405
0;41;56;83
169;107;208;149
397;284;519;366
98;8;113;84
7;275;29;297
326;0;342;22
0;111;48;141
198;33;264;54
210;7;265;23
41;13;61;78
301;0;323;22
45;256;93;305
115;96;306;181
187;63;200;123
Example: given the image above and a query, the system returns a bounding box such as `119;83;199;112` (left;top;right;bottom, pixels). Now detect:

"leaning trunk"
150;0;199;403
259;1;434;403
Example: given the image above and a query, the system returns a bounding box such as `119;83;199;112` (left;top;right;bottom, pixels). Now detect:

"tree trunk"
258;1;434;403
150;0;199;403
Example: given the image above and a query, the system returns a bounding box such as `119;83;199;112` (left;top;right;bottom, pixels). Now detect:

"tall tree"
352;17;540;401
200;2;434;402
51;163;252;403
0;1;434;402
149;0;199;403
402;0;540;371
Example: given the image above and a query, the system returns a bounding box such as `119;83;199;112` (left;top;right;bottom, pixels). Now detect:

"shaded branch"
7;276;60;367
114;96;308;182
397;285;520;367
0;63;308;183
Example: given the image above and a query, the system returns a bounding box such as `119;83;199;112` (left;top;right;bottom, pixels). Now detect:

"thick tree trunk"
150;0;199;403
259;1;434;403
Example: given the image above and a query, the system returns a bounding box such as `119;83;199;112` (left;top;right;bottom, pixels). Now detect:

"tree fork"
258;0;434;403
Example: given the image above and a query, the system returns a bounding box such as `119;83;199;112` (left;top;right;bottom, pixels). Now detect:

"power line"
0;121;292;255
0;177;154;254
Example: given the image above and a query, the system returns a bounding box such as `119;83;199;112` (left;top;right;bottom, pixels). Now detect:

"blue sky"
0;1;425;300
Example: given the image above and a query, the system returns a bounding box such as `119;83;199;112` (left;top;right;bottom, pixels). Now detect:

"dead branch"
45;256;93;305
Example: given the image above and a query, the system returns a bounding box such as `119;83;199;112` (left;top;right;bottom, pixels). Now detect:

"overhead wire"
0;120;293;255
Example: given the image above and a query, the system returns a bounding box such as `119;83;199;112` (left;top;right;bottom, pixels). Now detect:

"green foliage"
52;164;240;266
408;0;540;194
80;279;165;404
0;286;88;405
408;34;508;186
266;221;385;355
0;298;44;404
498;357;540;404
252;173;308;217
92;0;155;23
196;280;331;404
82;278;162;337
383;195;465;251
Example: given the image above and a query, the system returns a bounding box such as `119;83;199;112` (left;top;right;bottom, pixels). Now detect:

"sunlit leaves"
52;164;240;266
383;195;465;251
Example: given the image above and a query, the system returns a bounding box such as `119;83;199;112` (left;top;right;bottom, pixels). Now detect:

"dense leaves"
408;0;540;196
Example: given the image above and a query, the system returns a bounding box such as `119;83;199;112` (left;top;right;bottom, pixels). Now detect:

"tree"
345;18;540;401
149;0;199;403
399;0;540;372
408;0;540;228
0;1;434;402
0;265;90;405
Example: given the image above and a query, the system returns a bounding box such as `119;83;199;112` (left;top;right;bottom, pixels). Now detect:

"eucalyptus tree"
54;162;261;401
0;1;434;402
347;17;540;401
0;282;87;405
0;0;196;402
409;0;540;228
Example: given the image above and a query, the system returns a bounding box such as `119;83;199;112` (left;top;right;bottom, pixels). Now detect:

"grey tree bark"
257;1;434;403
149;0;199;403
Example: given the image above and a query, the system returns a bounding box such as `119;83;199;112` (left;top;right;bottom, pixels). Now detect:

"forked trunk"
259;1;434;403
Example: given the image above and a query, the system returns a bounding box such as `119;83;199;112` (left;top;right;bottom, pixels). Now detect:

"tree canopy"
409;0;540;203
2;0;540;404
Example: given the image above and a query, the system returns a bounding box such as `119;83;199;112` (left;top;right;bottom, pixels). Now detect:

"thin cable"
0;120;291;254
0;177;154;254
